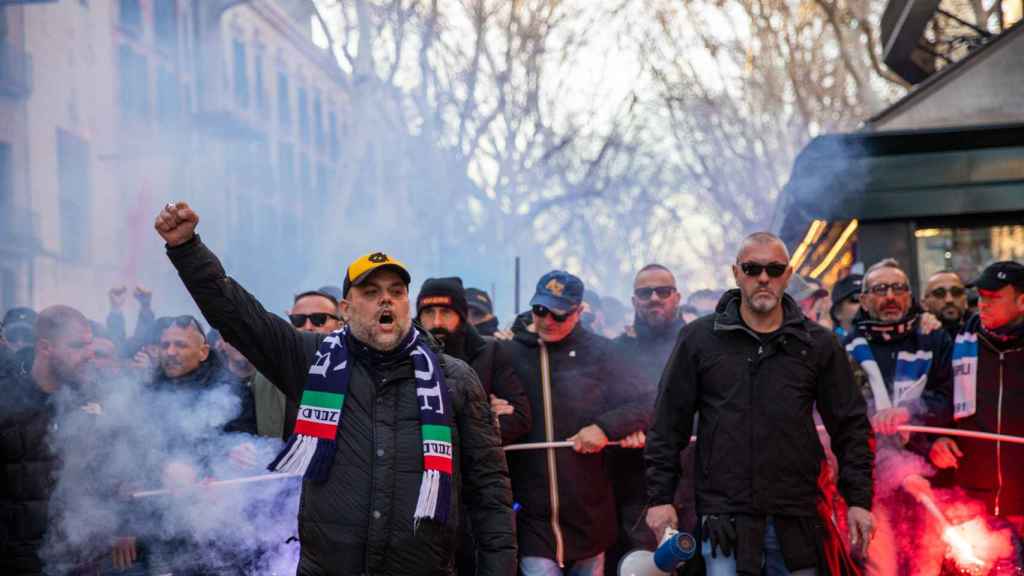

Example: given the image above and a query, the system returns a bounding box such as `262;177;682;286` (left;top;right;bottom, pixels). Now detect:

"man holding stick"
154;202;516;575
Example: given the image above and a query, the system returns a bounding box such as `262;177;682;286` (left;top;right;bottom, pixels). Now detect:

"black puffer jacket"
505;322;651;564
0;364;56;575
167;236;516;576
951;313;1024;516
646;290;874;517
459;324;531;445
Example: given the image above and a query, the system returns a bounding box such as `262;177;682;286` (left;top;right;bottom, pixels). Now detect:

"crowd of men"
0;200;1022;576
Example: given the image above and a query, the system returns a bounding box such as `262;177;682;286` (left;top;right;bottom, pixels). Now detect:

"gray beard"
348;318;409;352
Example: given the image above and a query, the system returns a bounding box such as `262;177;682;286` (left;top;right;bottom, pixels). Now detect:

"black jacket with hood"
505;320;651;564
166;236;516;576
645;290;874;568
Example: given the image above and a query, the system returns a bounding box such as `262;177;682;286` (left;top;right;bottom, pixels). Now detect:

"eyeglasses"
929;286;965;299
866;282;910;296
739;262;788;278
634;286;677;300
532;305;576;323
289;313;340;328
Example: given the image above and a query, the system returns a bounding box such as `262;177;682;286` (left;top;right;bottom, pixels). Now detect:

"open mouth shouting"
377;309;396;332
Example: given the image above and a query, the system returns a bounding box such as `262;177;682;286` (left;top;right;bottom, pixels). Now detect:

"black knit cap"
417;277;469;321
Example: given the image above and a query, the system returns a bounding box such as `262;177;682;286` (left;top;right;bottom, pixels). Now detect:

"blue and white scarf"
846;337;932;412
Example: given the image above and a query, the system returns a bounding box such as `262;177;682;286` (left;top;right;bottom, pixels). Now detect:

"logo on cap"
546;279;565;297
998;272;1007;280
368;252;389;263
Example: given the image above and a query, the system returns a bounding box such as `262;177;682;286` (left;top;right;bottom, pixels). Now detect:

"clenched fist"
154;201;199;247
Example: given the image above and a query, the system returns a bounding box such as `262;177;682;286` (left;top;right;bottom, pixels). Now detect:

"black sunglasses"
634;286;677;300
929;286;965;299
740;262;788;278
289;313;340;328
156;315;206;342
532;305;576;323
866;282;910;296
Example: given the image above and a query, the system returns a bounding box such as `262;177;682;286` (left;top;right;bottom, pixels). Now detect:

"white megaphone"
618;529;698;576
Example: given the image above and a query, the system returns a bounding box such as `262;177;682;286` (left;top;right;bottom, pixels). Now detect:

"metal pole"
514;256;521;314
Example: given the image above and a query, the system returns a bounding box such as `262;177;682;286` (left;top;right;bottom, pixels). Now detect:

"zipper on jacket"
995;351;1005;516
539;341;565;568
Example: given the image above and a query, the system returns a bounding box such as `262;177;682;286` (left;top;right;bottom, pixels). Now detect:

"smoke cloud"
39;368;299;574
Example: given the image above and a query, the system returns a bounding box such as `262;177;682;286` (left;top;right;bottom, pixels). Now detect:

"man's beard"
746;289;780;314
348;311;410;352
430;326;467;359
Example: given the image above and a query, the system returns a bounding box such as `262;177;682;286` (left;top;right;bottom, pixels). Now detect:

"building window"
119;44;150;118
329;111;339;160
156;68;179;124
233;39;249;108
57;130;91;262
313;93;323;149
916;224;1024;292
297;87;308;144
119;0;143;34
254;50;266;111
154;0;178;53
277;72;290;127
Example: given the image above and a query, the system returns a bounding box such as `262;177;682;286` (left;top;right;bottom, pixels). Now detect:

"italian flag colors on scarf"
269;326;453;525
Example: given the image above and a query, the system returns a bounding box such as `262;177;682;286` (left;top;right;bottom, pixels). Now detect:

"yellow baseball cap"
343;252;412;296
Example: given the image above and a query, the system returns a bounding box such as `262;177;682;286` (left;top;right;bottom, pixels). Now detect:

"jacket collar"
633;315;685;344
712;289;813;345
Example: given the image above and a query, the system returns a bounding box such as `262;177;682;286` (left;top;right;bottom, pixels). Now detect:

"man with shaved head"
921;270;969;337
646;232;874;575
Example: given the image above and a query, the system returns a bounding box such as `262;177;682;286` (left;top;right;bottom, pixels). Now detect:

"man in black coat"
645;232;875;576
154;201;516;576
417;277;531;445
417;277;531;576
0;305;95;575
504;270;650;575
606;263;687;571
929;261;1024;543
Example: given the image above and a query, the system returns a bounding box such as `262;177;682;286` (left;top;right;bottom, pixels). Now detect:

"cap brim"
529;293;574;315
972;277;1007;291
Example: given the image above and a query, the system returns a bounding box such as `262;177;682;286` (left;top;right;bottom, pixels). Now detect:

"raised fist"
109;286;128;309
154;201;199;247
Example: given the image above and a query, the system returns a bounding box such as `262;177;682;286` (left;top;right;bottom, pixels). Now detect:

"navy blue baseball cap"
530;271;584;315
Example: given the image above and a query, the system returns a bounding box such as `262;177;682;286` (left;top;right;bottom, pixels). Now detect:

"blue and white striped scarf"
846;337;933;411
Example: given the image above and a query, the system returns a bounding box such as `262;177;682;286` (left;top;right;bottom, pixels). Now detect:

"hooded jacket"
505;320;651;564
645;290;874;567
166;236;516;576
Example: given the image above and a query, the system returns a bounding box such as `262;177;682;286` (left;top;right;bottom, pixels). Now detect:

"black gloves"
702;514;737;558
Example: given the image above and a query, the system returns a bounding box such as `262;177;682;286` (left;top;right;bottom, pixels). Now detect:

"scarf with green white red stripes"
268;325;453;525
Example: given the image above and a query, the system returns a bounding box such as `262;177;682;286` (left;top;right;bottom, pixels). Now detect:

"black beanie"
417;277;469;321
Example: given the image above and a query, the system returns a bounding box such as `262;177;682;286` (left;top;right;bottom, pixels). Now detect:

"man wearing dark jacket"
645;232;875;576
843;258;953;575
417;277;531;445
607;263;686;570
930;261;1024;535
417;277;531;576
154;201;516;576
505;270;650;575
1;305;95;575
